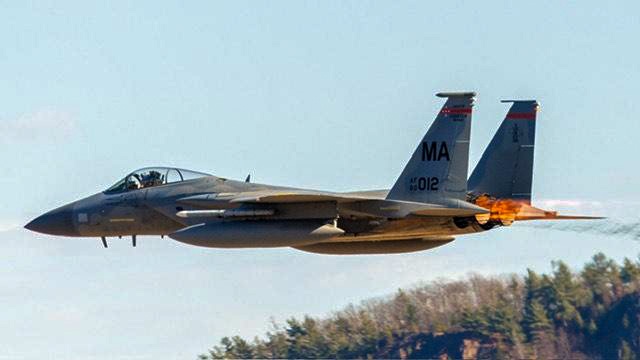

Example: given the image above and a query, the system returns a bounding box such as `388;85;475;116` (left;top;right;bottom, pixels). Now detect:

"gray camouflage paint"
25;93;542;254
468;100;538;203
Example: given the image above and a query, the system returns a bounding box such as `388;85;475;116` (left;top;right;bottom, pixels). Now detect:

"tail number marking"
409;177;439;192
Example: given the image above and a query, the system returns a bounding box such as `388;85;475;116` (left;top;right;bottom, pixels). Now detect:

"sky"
1;1;639;358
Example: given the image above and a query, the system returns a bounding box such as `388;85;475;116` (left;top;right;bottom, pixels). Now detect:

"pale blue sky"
1;1;639;359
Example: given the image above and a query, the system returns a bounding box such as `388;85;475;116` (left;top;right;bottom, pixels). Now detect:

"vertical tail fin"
387;92;475;205
468;100;538;203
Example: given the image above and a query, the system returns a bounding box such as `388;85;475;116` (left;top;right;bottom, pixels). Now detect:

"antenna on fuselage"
132;235;137;247
101;237;108;248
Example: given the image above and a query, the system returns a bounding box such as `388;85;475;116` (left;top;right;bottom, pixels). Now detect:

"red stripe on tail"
506;112;536;120
441;108;472;115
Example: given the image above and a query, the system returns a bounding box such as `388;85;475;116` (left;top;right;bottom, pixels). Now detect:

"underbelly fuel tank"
168;220;344;248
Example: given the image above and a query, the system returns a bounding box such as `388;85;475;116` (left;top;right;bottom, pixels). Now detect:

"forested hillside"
199;253;640;359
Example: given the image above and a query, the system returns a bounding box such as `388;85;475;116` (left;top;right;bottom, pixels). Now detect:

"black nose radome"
25;205;78;236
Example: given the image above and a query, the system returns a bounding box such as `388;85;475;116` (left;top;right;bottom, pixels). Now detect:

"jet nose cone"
25;205;78;236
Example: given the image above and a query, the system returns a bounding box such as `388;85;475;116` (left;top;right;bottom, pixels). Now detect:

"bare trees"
201;252;640;359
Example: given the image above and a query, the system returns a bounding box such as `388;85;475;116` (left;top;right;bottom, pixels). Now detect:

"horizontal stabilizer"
516;215;605;221
544;215;605;220
516;210;605;221
471;196;603;225
514;203;604;221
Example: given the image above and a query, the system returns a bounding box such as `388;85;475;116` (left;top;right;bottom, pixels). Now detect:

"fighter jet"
25;92;597;254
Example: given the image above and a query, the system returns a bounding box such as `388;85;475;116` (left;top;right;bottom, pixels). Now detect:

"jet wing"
177;190;370;207
177;190;488;218
228;191;368;204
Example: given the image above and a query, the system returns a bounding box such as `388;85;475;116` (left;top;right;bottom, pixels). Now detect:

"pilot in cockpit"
126;174;141;190
105;167;211;194
140;170;164;188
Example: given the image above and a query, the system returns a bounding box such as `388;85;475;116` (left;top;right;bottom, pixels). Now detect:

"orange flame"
471;194;598;225
472;195;530;226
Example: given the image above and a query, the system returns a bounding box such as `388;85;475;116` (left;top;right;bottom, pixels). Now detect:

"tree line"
199;253;640;359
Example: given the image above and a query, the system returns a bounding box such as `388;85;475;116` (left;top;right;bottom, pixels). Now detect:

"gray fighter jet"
25;92;597;254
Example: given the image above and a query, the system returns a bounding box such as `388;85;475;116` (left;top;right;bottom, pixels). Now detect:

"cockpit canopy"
105;167;211;194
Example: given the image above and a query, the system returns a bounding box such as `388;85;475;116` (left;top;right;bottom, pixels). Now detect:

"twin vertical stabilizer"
387;92;475;205
468;100;538;203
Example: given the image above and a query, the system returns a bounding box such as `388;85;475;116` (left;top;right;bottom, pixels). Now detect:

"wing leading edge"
177;189;488;219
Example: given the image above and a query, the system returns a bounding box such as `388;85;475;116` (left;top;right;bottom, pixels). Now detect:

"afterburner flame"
472;195;534;226
470;194;601;226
